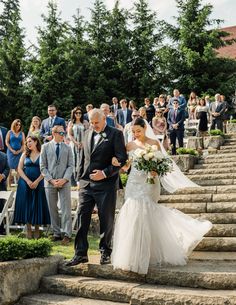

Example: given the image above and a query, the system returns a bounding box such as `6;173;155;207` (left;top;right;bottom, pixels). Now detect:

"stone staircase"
16;134;236;305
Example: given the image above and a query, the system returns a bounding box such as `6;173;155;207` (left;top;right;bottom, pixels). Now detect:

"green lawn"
51;234;99;259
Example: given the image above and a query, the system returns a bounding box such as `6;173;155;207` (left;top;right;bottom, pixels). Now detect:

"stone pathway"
16;134;236;305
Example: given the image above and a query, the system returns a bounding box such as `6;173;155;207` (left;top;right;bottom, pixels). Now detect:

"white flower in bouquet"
133;145;172;184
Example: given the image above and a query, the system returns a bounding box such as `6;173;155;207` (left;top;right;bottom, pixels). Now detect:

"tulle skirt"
112;196;212;275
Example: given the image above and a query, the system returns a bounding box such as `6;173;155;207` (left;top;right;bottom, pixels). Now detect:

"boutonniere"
100;132;109;141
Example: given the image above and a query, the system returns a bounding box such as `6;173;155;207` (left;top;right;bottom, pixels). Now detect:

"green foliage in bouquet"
209;129;224;137
176;148;198;156
120;173;128;187
0;236;52;261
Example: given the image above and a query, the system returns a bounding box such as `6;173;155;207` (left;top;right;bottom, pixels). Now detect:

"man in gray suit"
40;125;73;244
210;93;226;132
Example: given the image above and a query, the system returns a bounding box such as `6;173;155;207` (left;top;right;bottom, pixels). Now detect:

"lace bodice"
125;150;160;202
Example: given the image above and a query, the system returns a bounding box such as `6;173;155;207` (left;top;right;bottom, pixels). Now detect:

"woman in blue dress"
13;136;50;239
5;119;25;186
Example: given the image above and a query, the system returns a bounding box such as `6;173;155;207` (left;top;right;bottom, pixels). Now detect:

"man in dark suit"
0;151;10;234
210;93;226;132
66;109;127;266
110;97;120;117
0;126;8;153
40;104;66;142
167;99;185;155
116;99;132;128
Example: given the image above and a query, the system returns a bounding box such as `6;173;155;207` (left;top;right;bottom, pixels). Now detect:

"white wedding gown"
111;150;212;275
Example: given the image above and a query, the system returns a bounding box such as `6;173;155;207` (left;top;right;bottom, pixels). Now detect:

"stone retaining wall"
0;255;63;305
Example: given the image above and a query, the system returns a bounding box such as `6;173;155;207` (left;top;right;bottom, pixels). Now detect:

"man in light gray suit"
40;125;73;244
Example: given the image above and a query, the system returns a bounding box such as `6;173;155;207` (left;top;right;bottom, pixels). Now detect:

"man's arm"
40;144;53;181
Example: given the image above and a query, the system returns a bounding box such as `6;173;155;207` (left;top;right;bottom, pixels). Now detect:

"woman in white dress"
111;117;212;275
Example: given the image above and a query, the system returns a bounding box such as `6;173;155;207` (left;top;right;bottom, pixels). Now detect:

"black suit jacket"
0;152;10;191
0;126;8;153
78;125;127;190
167;108;185;131
116;109;132;127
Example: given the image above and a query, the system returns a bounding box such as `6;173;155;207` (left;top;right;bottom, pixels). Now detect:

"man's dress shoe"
65;255;88;266
100;254;111;265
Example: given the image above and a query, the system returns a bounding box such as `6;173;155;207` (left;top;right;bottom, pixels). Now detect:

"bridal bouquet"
133;144;172;184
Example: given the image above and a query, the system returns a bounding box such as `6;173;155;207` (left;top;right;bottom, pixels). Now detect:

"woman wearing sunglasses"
68;107;89;185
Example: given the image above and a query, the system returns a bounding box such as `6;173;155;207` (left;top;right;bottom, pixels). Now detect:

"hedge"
0;236;52;261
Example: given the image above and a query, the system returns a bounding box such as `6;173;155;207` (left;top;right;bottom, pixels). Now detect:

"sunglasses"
75;111;82;115
16;123;21;126
132;115;140;117
55;131;65;136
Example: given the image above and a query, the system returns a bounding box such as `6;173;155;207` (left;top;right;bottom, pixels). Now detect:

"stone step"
217;148;236;153
196;237;236;251
163;201;236;214
189;167;235;175
191;178;235;186
220;145;236;150
189;212;236;224
198;156;236;164
186;173;236;180
190;251;236;261
17;293;123;305
205;152;236;159
194;161;236;169
205;224;236;237
160;193;212;203
163;185;236;195
26;284;236;305
57;261;236;290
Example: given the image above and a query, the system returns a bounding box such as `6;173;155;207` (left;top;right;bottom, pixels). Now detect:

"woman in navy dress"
13;136;50;239
5;119;25;186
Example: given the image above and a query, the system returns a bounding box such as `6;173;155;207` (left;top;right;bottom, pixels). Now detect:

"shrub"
120;173;129;187
228;119;236;123
176;147;198;156
0;236;52;261
209;129;224;137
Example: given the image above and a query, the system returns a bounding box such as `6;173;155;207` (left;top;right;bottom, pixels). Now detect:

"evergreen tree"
0;0;26;127
29;1;73;120
130;0;162;100
162;0;236;96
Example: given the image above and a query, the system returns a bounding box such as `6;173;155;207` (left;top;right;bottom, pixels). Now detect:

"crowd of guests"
0;89;230;241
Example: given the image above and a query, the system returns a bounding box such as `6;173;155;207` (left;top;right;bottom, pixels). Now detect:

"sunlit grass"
51;235;99;259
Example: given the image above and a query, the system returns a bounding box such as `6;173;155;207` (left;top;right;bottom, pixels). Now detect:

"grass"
51;234;100;259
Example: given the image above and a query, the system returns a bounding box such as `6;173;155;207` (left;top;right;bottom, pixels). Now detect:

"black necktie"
56;143;60;159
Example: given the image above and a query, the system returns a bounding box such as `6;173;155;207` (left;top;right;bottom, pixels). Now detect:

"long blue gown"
13;157;50;225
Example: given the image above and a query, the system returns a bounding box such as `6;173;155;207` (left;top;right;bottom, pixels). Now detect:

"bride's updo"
133;117;146;128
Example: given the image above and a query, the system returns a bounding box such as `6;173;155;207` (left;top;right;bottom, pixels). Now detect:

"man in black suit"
0;126;8;153
0;151;10;234
110;97;120;116
167;99;185;155
66;109;127;266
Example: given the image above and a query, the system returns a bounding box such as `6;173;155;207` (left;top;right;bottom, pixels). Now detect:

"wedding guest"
220;95;229;133
40;125;73;245
167;99;185;155
84;104;94;122
13;136;50;239
5;119;25;187
168;89;187;111
128;100;137;111
152;109;169;150
0;125;8;153
123;110;140;144
28;116;42;141
153;97;159;111
139;107;147;120
209;93;226;132
157;94;169;121
68;106;89;183
195;98;210;136
117;99;132;128
110;97;119;117
0;151;10;235
100;103;115;127
40;104;66;142
187;91;199;120
144;97;155;124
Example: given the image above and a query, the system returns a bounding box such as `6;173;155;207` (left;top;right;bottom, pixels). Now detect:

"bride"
111;117;212;275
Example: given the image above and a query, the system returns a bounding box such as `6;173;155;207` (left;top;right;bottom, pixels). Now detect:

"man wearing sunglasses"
40;125;73;245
